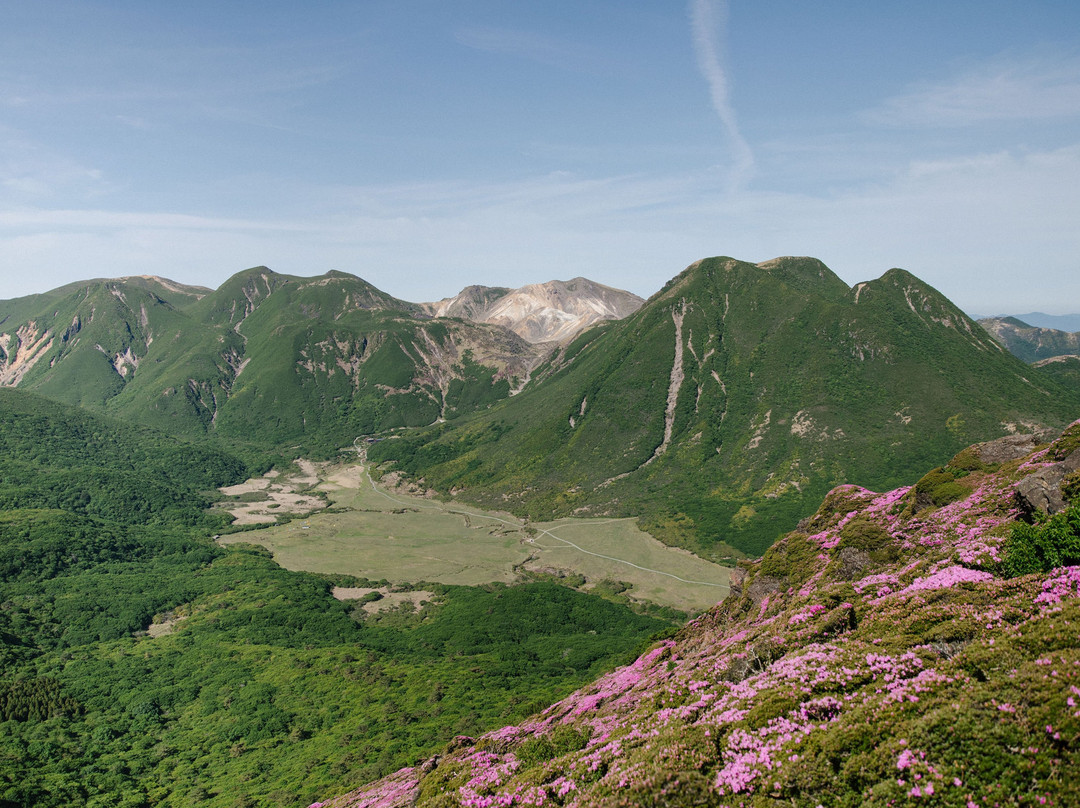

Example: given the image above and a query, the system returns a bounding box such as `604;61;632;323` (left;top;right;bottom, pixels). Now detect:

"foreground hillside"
326;420;1080;807
370;256;1080;557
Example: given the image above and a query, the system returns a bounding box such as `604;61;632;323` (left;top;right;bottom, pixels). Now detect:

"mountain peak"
979;315;1080;363
424;277;644;344
372;254;1078;556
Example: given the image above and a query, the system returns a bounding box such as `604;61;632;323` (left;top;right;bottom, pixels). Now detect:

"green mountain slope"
369;256;1080;556
1033;354;1080;392
0;267;540;454
0;387;248;528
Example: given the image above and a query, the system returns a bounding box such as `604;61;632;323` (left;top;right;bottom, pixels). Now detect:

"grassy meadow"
220;460;731;612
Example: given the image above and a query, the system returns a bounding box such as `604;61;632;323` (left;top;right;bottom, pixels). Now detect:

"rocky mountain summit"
423;278;645;344
321;421;1080;808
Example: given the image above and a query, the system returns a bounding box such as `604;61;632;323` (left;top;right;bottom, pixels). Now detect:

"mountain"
369;256;1080;557
423;278;645;344
321;420;1080;808
0;267;553;453
0;385;248;527
422;285;514;322
1034;354;1080;392
979;315;1080;363
995;311;1080;332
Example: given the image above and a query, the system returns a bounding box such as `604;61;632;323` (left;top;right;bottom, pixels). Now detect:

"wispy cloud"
454;26;599;72
864;54;1080;127
0;209;303;232
0;129;108;201
688;0;754;189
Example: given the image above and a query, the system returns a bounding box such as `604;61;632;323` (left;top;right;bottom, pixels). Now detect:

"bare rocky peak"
423;285;512;321
424;277;644;344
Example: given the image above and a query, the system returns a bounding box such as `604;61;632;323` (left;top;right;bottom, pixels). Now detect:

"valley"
219;453;731;612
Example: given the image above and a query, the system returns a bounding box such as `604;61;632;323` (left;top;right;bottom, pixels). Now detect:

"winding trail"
355;440;729;590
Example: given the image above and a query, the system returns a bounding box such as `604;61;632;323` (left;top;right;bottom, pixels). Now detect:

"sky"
1;1;1079;315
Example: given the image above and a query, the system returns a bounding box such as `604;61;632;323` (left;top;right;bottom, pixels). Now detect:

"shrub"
912;467;970;509
759;533;818;586
1001;503;1080;577
838;517;890;551
1062;471;1080;504
948;447;987;472
516;726;591;765
1048;421;1080;461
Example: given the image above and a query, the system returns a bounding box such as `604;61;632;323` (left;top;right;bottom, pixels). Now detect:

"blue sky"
1;1;1079;315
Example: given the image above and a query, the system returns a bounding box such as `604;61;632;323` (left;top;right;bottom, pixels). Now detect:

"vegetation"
4;263;1080;807
0;388;671;807
343;420;1080;808
978;315;1080;363
1002;503;1080;577
0;268;532;458
7;260;1078;551
370;258;1080;557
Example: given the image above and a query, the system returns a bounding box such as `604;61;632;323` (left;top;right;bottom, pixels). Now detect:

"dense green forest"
0;389;671;807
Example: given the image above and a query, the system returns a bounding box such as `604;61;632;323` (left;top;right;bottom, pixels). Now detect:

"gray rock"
1016;465;1069;516
975;431;1056;464
745;574;782;607
1014;447;1080;516
837;547;872;581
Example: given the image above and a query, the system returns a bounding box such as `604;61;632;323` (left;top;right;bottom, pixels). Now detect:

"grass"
219;460;731;612
528;517;731;611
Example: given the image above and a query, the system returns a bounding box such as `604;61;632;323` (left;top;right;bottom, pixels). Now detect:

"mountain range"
978;315;1080;363
987;311;1080;332
3;255;1080;807
1;268;633;454
4;257;1078;555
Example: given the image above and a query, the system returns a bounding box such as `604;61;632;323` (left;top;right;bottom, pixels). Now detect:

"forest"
0;388;672;807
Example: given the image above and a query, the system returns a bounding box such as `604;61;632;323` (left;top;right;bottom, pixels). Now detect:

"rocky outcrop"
0;322;54;386
1015;445;1080;516
973;430;1056;464
979;316;1080;363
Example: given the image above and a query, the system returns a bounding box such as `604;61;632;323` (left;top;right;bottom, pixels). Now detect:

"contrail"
689;0;755;189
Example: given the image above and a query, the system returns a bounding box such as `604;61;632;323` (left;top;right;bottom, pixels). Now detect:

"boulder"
837;547;872;581
1015;447;1080;516
975;430;1056;464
